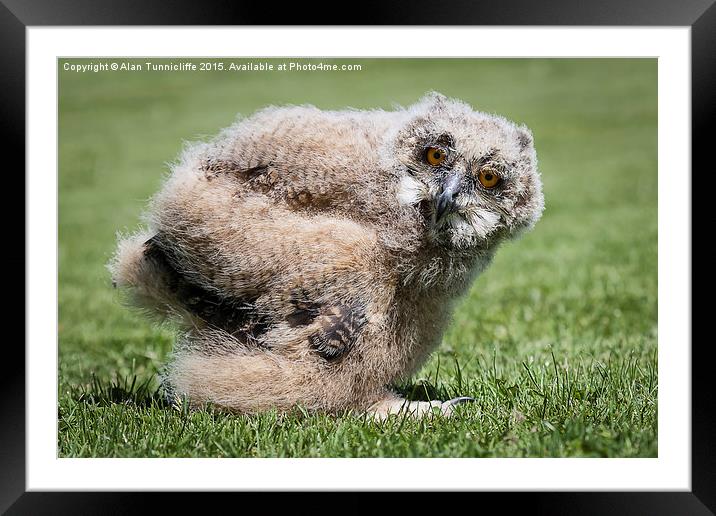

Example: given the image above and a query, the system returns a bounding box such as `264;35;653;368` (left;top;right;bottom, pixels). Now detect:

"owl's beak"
435;171;462;223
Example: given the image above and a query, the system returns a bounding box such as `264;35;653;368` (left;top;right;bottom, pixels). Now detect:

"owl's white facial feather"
463;207;501;239
447;216;476;246
396;175;428;206
441;206;500;247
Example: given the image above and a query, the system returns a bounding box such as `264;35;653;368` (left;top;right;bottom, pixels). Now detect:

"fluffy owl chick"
110;92;544;419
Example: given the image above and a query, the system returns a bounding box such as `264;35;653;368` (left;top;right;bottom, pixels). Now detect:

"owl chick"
110;92;544;419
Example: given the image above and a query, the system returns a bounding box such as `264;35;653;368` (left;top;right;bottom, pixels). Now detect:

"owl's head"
390;92;544;251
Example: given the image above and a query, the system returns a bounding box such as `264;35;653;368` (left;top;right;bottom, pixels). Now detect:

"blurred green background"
59;58;657;457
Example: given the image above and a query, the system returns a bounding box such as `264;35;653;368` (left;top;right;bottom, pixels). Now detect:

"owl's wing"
137;228;374;361
286;291;367;361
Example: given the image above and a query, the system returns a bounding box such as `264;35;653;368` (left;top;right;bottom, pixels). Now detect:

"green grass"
58;58;657;457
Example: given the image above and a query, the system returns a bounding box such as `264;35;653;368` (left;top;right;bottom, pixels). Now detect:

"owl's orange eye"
425;147;447;166
477;167;501;189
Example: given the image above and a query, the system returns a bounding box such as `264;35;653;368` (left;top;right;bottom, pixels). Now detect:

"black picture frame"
4;1;710;513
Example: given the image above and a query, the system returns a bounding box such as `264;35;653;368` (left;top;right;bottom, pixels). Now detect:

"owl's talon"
442;396;476;407
440;396;476;416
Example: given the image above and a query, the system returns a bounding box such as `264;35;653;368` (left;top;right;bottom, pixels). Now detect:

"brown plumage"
109;92;544;418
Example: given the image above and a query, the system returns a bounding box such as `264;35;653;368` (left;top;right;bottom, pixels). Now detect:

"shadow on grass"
394;356;469;402
394;380;444;402
74;363;463;412
75;373;170;409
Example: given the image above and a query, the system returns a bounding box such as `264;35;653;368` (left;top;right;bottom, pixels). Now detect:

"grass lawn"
58;58;657;457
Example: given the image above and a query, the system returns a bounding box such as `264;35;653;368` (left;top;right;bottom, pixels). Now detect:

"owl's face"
392;93;544;250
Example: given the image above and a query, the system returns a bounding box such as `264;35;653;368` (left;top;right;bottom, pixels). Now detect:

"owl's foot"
367;396;475;420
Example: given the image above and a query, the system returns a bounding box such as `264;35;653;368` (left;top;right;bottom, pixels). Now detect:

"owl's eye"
425;147;447;166
478;167;501;189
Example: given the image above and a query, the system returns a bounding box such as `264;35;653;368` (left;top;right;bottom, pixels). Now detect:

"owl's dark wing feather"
201;158;269;182
143;235;270;345
287;288;367;360
308;304;367;361
199;157;383;218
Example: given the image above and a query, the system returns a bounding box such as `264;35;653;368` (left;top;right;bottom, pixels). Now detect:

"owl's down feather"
109;92;544;418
